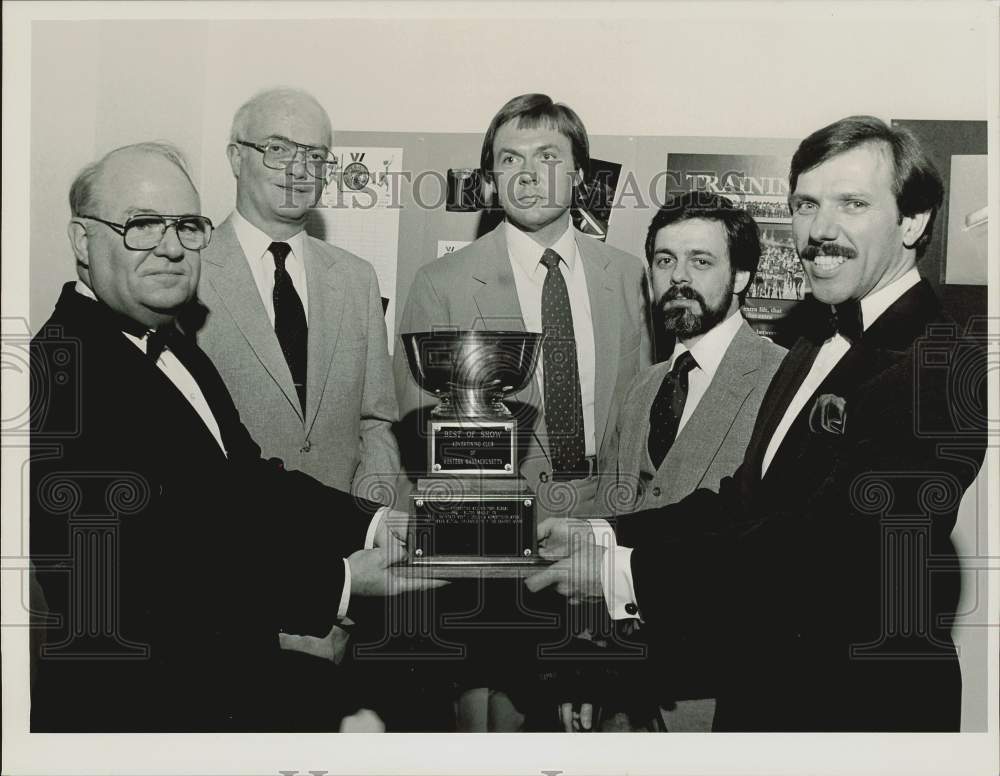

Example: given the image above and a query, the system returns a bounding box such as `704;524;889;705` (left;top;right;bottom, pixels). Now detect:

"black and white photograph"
1;2;997;776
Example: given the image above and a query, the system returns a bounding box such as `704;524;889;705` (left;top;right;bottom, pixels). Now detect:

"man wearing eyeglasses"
30;142;438;731
192;88;401;672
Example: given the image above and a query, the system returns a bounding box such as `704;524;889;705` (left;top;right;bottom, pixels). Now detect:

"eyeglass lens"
125;216;212;250
261;139;334;178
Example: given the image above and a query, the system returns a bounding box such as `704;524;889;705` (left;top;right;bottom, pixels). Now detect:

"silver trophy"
401;330;551;577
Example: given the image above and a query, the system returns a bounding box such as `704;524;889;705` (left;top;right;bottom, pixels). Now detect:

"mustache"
662;285;706;306
800;242;857;261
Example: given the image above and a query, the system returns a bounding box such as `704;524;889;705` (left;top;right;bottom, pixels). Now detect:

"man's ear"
226;143;242;178
733;270;751;297
481;174;495;206
901;209;931;249
68;220;92;277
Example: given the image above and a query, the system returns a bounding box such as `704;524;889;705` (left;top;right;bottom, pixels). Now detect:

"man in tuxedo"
528;115;987;731
394;93;650;729
30;142;437;732
194;87;399;668
574;192;786;732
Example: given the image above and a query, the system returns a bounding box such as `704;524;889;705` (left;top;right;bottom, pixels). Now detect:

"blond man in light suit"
394;94;651;731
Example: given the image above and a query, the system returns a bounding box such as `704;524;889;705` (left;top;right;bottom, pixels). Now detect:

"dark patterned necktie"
647;350;697;469
270;241;308;413
540;248;586;474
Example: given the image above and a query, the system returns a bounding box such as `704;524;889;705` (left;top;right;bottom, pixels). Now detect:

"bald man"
29;142;435;731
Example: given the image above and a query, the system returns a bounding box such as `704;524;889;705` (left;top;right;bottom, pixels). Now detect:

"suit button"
301;440;312;453
625;603;638;616
651;487;661;497
539;471;549;483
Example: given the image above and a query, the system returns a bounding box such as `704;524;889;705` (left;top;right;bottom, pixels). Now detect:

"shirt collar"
669;308;745;380
504;219;578;276
231;208;307;265
859;267;921;330
74;279;98;301
73;280;153;342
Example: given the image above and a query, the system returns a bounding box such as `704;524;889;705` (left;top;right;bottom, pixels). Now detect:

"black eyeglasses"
236;136;337;180
78;214;214;251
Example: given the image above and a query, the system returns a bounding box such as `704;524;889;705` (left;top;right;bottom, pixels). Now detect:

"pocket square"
809;393;847;435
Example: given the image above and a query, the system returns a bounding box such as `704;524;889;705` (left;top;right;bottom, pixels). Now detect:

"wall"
18;4;995;736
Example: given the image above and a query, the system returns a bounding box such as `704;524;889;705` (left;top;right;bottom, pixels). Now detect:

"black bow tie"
823;300;864;342
144;326;179;362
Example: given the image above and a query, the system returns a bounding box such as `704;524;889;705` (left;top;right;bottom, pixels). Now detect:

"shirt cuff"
601;544;641;621
337;558;352;620
366;506;389;549
589;518;614;549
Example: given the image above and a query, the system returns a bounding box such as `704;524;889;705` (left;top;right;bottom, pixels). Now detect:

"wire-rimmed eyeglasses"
236;136;337;180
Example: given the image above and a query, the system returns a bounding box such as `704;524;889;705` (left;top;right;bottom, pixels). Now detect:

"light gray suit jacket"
609;318;786;514
196;216;400;500
394;223;652;519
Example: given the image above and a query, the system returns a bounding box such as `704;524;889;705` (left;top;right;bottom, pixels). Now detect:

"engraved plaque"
430;421;515;475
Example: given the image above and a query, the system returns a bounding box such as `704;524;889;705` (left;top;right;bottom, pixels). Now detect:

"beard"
659;276;735;340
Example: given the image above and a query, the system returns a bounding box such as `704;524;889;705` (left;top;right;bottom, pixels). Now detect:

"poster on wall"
443;157;624;241
666;152;801;340
315;146;404;348
891;119;989;289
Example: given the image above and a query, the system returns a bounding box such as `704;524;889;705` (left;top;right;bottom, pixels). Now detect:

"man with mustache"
528;115;987;731
566;191;785;732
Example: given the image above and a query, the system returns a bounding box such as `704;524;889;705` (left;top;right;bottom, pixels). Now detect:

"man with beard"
564;191;786;732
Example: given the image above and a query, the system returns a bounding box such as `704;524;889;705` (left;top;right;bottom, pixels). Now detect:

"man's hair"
789;115;944;253
229;87;333;148
69;141;195;217
479;93;590;181
645;191;762;300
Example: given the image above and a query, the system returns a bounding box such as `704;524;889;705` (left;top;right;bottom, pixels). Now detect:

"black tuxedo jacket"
617;279;986;731
30;284;379;731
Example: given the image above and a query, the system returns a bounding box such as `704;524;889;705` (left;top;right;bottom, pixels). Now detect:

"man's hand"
348;541;447;596
560;701;597;732
525;530;606;604
537;516;593;558
373;508;408;549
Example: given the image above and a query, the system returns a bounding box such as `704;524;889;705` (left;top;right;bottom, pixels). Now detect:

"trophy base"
397;555;553;579
406;477;549;578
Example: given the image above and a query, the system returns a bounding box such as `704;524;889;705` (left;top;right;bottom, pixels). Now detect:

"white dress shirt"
594;310;747;619
600;267;922;621
72;281;384;619
505;220;597;457
230;209;310;325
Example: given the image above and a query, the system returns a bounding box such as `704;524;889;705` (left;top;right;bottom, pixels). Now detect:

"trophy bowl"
401;330;543;414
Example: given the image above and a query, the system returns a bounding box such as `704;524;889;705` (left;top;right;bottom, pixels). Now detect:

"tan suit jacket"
196;217;400;500
610;318;786;514
394;223;651;518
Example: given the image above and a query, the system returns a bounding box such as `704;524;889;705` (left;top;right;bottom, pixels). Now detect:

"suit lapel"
202;218;303;420
623;367;665;484
577;232;619;451
753;280;940;483
743;335;819;480
302;240;345;434
660;320;761;502
469;226;526;331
